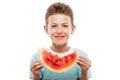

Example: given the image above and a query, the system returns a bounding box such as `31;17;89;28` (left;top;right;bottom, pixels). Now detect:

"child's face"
44;14;75;46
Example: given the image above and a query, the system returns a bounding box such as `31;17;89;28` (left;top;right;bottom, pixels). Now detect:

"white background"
0;0;120;80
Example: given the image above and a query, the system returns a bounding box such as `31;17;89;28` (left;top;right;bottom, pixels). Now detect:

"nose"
56;26;62;33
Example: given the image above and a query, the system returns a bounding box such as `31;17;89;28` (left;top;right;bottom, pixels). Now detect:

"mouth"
54;36;65;40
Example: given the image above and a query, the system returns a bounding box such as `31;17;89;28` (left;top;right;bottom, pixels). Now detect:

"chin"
55;43;64;46
54;42;66;46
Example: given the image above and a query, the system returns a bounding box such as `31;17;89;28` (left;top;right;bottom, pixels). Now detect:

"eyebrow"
62;23;69;25
51;23;69;25
51;23;57;25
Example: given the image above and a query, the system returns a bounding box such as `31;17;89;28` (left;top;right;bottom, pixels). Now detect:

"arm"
30;60;44;80
32;77;42;80
32;75;40;80
77;56;91;80
77;72;88;80
78;72;88;80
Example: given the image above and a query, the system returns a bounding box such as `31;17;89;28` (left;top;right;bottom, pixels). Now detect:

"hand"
77;56;91;73
30;60;44;77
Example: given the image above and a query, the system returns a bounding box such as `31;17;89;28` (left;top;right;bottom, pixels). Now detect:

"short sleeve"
76;49;92;78
29;53;43;79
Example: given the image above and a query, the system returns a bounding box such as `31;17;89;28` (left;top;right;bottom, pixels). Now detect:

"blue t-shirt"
30;48;92;80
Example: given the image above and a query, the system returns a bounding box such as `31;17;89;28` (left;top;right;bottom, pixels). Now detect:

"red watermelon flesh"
38;48;78;73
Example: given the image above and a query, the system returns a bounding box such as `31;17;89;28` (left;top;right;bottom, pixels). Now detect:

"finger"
30;60;44;71
77;59;87;67
77;57;88;65
82;58;91;67
77;57;91;67
31;63;44;72
77;56;91;65
78;56;88;61
34;61;44;66
34;63;44;71
77;60;91;71
34;60;43;64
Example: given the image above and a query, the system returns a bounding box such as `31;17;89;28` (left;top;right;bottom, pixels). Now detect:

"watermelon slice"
38;48;79;73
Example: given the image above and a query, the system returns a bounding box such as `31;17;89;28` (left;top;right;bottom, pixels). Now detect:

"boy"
30;2;92;80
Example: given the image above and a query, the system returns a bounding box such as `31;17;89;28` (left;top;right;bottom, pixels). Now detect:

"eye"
51;25;57;27
63;25;69;27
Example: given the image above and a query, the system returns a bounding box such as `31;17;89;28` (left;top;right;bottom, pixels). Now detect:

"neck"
50;43;70;53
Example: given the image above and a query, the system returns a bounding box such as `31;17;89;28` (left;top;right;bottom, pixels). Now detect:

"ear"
44;25;49;35
71;25;76;34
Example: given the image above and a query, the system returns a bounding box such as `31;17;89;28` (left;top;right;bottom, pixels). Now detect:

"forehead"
47;14;71;24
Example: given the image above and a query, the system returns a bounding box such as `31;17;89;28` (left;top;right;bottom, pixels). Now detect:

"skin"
44;14;75;53
30;60;44;80
30;14;91;80
77;56;91;80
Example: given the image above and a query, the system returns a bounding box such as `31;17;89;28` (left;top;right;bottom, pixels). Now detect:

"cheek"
48;28;56;36
64;28;72;35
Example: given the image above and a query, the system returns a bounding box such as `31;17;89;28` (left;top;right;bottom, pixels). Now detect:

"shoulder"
73;48;89;58
30;53;39;64
30;47;48;64
31;53;39;59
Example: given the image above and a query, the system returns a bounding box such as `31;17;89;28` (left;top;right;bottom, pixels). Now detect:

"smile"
54;36;65;40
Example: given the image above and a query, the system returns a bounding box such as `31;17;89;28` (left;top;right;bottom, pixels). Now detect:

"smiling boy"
30;2;92;80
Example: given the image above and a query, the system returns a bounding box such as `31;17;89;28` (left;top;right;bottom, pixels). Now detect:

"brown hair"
45;2;74;25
